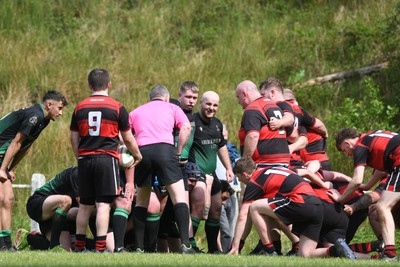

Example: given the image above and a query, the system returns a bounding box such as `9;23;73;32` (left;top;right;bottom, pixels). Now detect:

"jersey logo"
29;116;38;126
199;127;203;131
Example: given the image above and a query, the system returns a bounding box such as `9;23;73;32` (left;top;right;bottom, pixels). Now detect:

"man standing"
328;128;400;261
0;90;67;249
130;85;194;253
235;80;290;165
189;91;234;254
70;68;142;253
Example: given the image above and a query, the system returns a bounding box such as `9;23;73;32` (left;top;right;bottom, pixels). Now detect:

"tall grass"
1;0;399;246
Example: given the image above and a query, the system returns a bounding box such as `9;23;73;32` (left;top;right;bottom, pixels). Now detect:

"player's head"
233;157;256;184
220;180;235;205
283;88;296;101
184;162;205;191
88;68;110;91
178;81;199;112
200;91;219;120
235;80;260;109
150;85;169;102
335;128;360;156
259;77;284;100
42;90;68;121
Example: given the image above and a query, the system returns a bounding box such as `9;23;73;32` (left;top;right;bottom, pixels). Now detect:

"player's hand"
8;170;16;183
343;204;354;216
323;181;333;190
326;189;341;203
226;169;234;183
124;182;135;202
0;169;7;183
269;117;282;130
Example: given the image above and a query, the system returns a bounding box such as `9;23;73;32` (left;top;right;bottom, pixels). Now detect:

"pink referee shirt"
129;100;189;147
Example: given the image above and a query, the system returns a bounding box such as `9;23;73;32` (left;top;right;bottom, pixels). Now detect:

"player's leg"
0;180;13;248
42;194;72;248
375;190;400;259
144;191;161;252
206;188;222;253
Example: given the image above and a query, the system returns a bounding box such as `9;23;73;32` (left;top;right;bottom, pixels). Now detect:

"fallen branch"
291;62;389;90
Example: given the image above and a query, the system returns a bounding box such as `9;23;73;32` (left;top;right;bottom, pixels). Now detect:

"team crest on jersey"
29;116;38;126
199;127;203;131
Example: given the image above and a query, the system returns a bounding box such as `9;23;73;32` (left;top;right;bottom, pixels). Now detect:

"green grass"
0;251;397;267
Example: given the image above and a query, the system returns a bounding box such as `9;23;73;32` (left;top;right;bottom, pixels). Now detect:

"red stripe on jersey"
239;98;290;165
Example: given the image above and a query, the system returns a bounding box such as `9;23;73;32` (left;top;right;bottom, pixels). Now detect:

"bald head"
235;80;261;109
200;91;220;120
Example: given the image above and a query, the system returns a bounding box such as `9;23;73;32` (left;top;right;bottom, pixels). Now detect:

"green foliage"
329;77;398;133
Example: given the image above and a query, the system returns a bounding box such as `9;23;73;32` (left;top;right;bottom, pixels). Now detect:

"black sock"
205;218;220;253
50;208;67;248
263;242;275;254
112;208;129;250
173;202;190;247
273;240;282;255
144;213;160;252
27;234;50;250
95;235;107;252
133;206;147;250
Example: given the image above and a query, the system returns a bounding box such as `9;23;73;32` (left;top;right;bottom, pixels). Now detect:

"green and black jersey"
0;103;50;156
34;166;79;199
189;113;226;174
171;99;195;159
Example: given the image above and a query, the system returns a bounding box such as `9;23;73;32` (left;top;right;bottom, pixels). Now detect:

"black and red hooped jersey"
70;95;130;158
354;130;400;172
242;166;317;204
238;97;290;165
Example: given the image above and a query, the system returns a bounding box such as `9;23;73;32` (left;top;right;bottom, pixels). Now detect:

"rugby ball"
118;145;135;168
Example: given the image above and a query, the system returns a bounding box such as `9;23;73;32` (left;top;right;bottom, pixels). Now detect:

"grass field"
0;251;398;267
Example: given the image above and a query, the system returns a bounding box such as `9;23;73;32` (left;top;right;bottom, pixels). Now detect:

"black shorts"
78;155;120;205
135;144;182;187
271;195;323;242
26;194;65;235
319;200;348;243
211;173;222;195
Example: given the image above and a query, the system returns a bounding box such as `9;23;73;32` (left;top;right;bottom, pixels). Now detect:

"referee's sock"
133;206;147;250
174;202;190;247
145;213;160;252
205;218;220;253
112;208;129;250
50;208;67;248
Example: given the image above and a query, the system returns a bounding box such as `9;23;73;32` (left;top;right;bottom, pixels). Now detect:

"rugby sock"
349;240;380;253
173;202;190;247
133;206;147;250
205;218;220;253
327;245;339;257
273;240;282;255
191;216;201;237
262;242;275;254
112;208;129;250
0;235;5;249
50;208;67;248
189;237;198;249
145;213;160;252
27;234;50;250
74;234;86;251
2;230;11;249
383;244;398;258
95;235;107;252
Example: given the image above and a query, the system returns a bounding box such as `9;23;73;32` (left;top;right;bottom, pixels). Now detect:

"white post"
30;174;46;233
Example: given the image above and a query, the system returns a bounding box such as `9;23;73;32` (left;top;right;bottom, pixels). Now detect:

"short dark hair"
233;156;256;174
180;81;199;94
259;77;284;93
220;180;235;195
88;68;110;91
335;128;360;150
42;90;68;106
